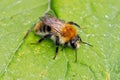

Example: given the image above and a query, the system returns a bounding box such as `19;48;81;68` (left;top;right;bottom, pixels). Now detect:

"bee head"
70;35;80;49
70;35;93;49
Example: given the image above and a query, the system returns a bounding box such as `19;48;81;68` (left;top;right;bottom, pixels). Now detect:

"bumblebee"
25;14;92;62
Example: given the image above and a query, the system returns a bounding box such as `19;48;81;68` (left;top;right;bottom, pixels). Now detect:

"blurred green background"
0;0;120;80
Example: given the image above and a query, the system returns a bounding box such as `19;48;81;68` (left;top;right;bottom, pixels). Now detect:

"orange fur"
34;21;43;32
61;23;77;42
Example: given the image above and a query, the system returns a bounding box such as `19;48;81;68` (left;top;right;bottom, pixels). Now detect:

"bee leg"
31;33;53;45
67;21;80;28
70;40;78;62
75;49;77;62
61;42;68;51
53;36;60;60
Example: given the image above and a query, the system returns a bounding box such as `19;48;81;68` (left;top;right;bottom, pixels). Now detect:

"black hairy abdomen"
40;25;51;33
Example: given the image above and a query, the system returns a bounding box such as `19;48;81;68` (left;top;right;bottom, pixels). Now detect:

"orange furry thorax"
61;23;77;42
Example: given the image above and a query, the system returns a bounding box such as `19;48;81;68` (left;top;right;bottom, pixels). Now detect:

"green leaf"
0;0;48;78
0;0;120;80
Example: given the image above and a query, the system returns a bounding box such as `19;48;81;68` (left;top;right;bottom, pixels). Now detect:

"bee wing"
42;17;65;34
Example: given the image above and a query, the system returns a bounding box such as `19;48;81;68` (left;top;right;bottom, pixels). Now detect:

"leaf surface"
0;0;120;80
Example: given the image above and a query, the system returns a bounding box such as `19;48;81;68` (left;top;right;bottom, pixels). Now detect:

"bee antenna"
78;36;93;47
82;42;93;47
67;21;80;28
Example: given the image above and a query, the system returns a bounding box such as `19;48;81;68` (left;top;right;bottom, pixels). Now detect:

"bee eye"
70;40;76;48
71;40;75;44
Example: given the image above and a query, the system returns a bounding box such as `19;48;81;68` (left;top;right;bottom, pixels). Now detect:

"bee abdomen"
34;22;51;36
40;25;51;33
